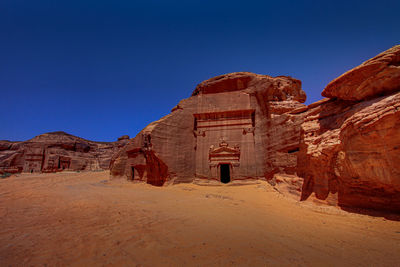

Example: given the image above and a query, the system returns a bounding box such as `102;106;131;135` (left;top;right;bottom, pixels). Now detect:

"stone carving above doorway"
209;139;240;164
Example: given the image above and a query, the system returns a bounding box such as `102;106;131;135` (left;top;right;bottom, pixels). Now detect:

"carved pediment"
210;146;239;154
209;140;240;162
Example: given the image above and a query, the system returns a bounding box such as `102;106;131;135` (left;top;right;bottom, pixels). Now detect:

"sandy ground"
0;171;399;266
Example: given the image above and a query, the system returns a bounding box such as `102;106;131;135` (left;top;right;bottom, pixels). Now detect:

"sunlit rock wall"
110;72;306;185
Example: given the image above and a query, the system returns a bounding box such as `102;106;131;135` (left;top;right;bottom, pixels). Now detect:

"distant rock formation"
0;131;129;174
111;45;400;212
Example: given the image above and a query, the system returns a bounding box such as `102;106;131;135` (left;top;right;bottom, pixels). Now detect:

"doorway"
220;164;230;183
131;166;135;180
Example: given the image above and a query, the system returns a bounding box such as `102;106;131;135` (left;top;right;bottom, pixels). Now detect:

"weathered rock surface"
298;45;400;212
110;72;307;186
322;45;400;101
298;92;400;212
192;72;307;103
0;131;129;174
118;135;130;141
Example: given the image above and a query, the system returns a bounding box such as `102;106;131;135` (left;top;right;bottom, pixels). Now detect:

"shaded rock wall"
0;132;129;174
298;45;400;212
298;93;400;212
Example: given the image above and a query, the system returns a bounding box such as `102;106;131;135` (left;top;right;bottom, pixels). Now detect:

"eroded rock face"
298;45;400;212
118;135;130;141
110;72;307;186
298;93;400;211
322;45;400;101
193;72;306;102
0;131;129;174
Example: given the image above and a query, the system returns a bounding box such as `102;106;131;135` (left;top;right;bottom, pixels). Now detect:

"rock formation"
111;45;400;212
110;72;307;185
298;45;400;212
3;45;398;212
0;132;129;174
322;45;400;101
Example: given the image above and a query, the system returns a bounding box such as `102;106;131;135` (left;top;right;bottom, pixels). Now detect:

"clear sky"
1;0;399;141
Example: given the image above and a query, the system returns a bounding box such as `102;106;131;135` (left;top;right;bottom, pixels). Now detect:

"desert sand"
1;171;399;266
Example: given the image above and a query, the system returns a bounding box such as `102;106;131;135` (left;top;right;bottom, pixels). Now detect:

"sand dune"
1;171;399;266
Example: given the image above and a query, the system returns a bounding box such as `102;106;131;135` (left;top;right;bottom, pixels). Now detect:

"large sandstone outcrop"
298;45;400;212
110;72;307;185
0;132;129;174
112;45;400;213
322;45;400;101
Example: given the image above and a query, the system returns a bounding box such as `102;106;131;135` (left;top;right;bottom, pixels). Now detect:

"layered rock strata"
298;45;400;212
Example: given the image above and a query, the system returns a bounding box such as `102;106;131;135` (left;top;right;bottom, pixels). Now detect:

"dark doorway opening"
220;164;230;184
131;167;135;180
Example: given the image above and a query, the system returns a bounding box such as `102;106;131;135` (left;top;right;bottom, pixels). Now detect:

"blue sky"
1;0;399;141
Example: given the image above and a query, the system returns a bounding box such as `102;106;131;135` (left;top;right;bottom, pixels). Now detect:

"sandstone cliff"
0;131;129;174
110;45;400;212
297;45;400;212
110;72;307;185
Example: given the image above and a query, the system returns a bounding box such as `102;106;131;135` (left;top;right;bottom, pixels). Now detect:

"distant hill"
0;131;130;174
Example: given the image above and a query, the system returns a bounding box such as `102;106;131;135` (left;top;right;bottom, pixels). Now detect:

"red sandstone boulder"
192;72;307;103
298;46;400;212
0;131;129;174
322;45;400;101
0;141;12;151
118;135;130;141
